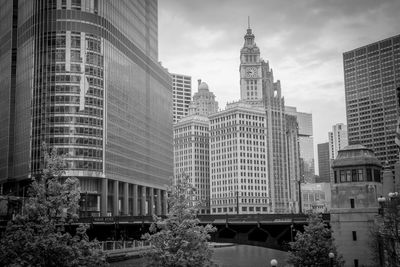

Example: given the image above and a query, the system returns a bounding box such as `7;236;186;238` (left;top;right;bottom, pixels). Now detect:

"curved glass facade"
1;0;172;216
31;30;104;175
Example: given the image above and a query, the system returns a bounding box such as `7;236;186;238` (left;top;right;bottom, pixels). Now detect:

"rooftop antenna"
248;16;250;29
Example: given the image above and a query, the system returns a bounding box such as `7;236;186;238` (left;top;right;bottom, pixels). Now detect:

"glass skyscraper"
0;0;172;217
344;35;400;168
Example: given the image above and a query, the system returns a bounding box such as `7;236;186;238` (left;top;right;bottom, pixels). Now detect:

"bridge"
78;213;330;251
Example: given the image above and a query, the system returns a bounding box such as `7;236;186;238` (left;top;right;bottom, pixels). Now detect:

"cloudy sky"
158;0;400;174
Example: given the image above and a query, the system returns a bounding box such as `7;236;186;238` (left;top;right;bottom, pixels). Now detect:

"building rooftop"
332;144;381;168
198;82;209;91
174;114;210;125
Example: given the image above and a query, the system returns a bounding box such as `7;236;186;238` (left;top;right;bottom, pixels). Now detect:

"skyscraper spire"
244;17;255;46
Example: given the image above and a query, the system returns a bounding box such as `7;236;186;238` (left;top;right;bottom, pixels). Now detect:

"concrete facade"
172;73;192;123
189;80;219;117
317;142;331;183
173;115;211;214
344;35;400;169
210;102;271;214
329;123;348;182
330;145;382;267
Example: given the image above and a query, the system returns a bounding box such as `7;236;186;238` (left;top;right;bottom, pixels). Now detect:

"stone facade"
330;145;382;267
188;80;219;117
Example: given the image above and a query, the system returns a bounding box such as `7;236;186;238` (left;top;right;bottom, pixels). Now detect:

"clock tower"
240;22;262;101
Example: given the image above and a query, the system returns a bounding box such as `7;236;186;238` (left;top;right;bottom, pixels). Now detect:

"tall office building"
285;114;301;213
173;115;210;214
209;25;299;214
172;73;192;123
328;123;348;181
344;35;400;168
328;123;349;160
0;0;172;216
240;25;297;213
317;142;331;183
210;102;270;214
188;79;218;117
285;106;315;183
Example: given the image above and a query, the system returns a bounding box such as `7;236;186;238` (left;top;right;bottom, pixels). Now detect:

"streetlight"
270;259;278;266
329;252;334;267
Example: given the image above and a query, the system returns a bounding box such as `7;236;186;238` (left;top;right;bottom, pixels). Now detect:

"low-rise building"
330;145;382;267
301;183;331;213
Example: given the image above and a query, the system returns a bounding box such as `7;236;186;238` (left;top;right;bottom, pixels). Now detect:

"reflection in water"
110;244;291;267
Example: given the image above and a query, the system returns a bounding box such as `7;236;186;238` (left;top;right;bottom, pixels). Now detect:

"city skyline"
158;0;400;173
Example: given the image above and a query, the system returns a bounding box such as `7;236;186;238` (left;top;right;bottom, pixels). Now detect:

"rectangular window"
352;169;357;182
367;168;372;181
352;231;357;241
346;170;352;182
334;171;338;183
354;259;359;267
358;170;364;181
340;171;346;182
350;198;355;208
374;169;381;182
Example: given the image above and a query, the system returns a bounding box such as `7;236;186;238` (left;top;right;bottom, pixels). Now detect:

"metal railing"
100;240;151;252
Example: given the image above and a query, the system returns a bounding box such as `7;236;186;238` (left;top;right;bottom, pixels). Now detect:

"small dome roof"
332;144;381;168
198;82;209;91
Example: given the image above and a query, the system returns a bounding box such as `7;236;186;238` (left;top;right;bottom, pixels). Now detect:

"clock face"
245;67;257;78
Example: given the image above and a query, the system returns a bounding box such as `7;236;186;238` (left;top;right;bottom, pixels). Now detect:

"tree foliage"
288;213;344;267
371;196;400;266
0;144;107;267
142;173;216;267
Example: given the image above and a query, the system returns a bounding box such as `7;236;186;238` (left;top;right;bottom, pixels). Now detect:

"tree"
0;144;107;267
288;213;344;267
142;173;216;267
371;194;400;266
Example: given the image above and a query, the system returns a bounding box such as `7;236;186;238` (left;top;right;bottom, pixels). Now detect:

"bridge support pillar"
100;178;108;216
123;182;129;215
141;186;146;215
132;184;138;216
112;180;119;216
156;189;161;215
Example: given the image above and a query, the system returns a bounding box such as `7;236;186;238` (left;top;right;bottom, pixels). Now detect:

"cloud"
158;0;400;173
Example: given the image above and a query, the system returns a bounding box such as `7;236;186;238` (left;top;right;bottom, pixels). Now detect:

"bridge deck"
78;213;330;225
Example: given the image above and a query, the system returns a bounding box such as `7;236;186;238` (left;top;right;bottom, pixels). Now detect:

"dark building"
317;142;330;183
343;35;400;168
0;0;172;216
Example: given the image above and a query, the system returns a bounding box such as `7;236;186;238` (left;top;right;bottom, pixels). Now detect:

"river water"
110;244;291;267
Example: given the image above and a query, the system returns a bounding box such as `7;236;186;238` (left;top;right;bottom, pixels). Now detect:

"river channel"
110;244;291;267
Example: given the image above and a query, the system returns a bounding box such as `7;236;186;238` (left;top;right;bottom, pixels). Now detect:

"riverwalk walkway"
102;241;234;262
